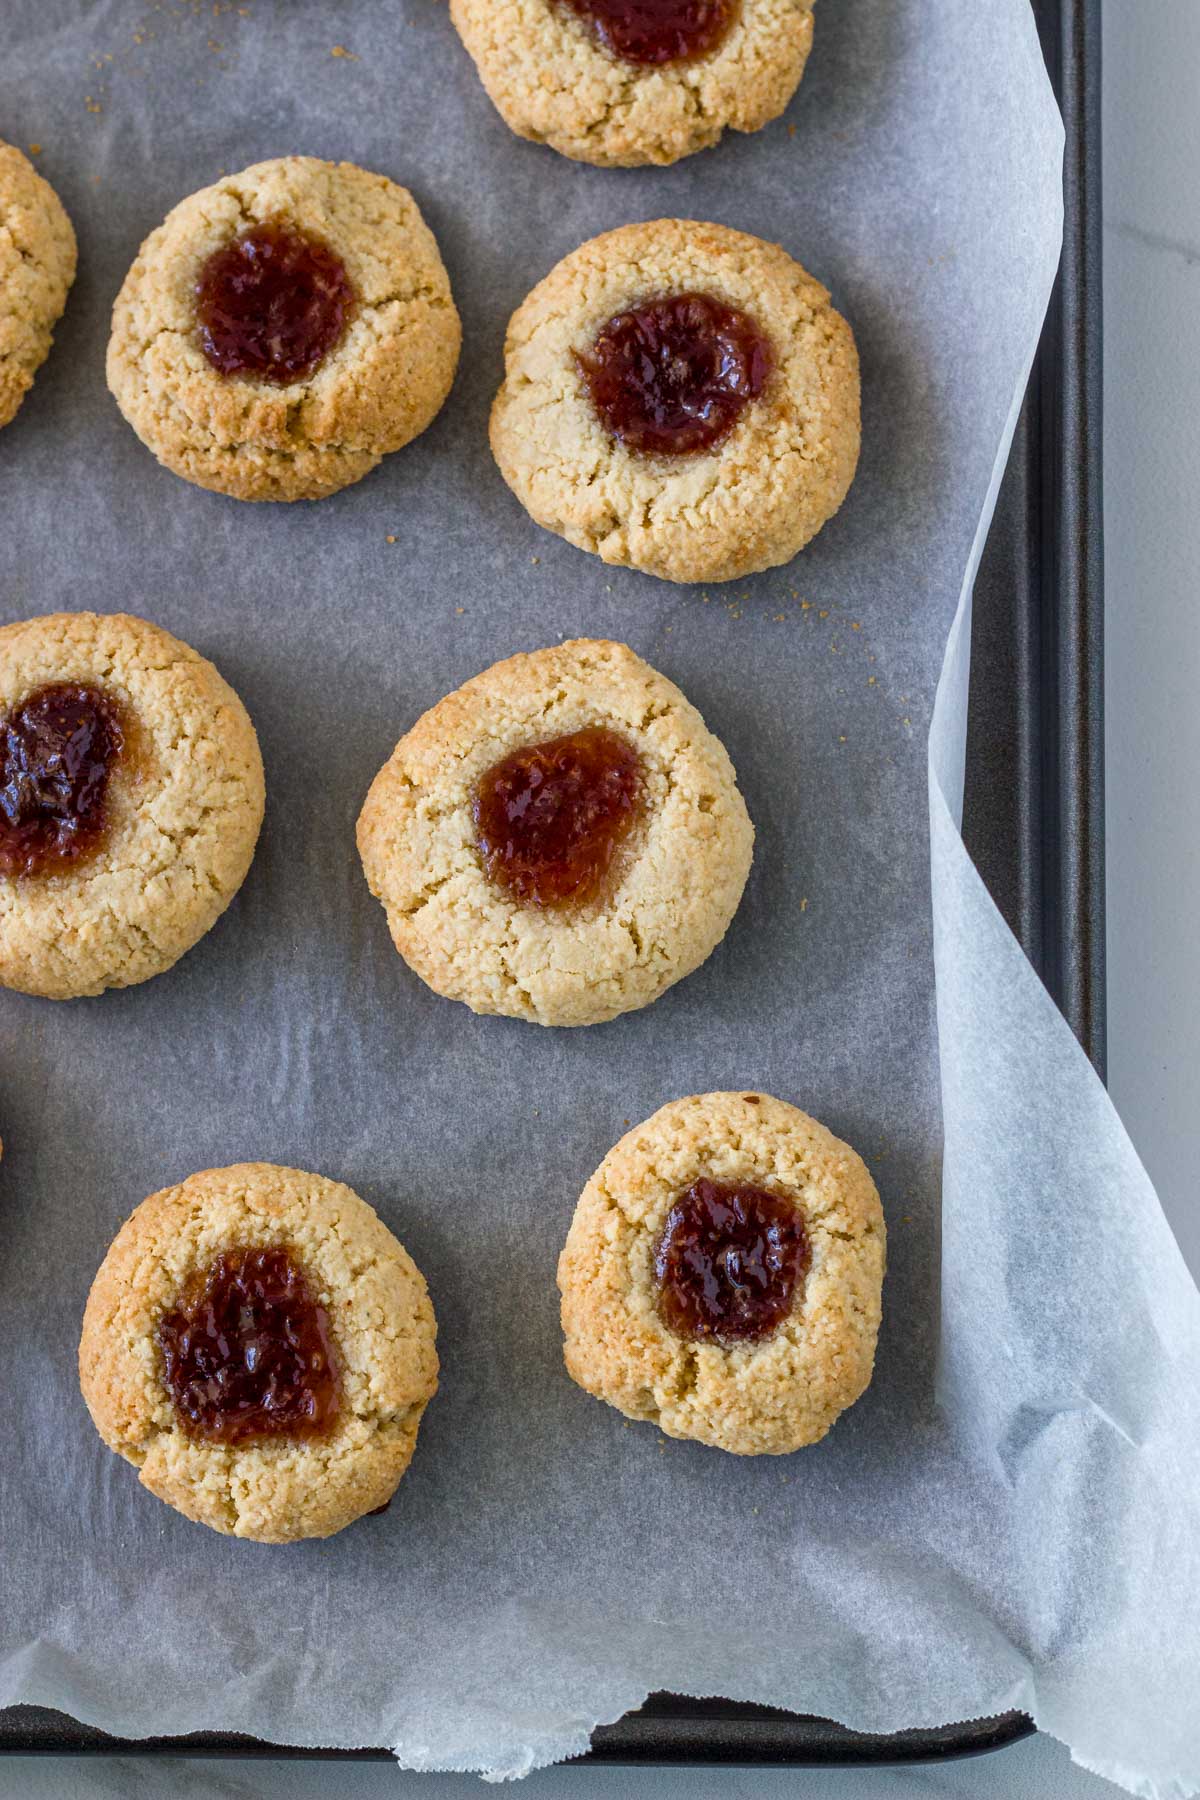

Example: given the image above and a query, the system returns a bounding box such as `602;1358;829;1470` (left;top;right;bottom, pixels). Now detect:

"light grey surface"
1;1;1196;1798
1103;0;1200;1284
0;1731;1131;1800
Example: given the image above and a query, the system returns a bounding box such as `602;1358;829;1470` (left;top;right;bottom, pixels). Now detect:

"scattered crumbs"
385;534;396;544
800;897;808;913
902;1214;912;1225
133;30;145;42
530;555;540;564
851;621;862;631
791;589;799;599
701;592;711;604
454;606;465;616
838;735;846;743
818;609;829;619
622;1118;630;1126
85;96;101;113
868;675;877;686
801;599;811;611
752;1506;760;1515
902;716;912;728
774;613;786;623
605;583;612;592
665;624;673;633
330;44;358;58
831;642;839;653
787;123;797;138
28;143;41;155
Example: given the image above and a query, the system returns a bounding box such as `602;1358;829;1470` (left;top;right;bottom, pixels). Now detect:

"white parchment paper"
1;1;1197;1794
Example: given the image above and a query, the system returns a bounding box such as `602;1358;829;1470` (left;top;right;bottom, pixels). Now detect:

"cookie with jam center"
490;220;860;584
356;638;754;1027
79;1163;439;1543
0;611;264;999
449;0;816;167
0;141;77;431
558;1092;885;1453
106;156;461;502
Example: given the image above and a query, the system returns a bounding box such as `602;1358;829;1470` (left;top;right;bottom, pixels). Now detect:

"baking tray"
1;0;1102;1772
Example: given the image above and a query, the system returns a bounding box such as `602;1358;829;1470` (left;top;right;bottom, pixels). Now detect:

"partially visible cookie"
558;1092;885;1453
490;220;860;584
357;638;754;1027
0;612;264;999
0;142;77;431
79;1163;439;1542
449;0;816;167
107;156;461;502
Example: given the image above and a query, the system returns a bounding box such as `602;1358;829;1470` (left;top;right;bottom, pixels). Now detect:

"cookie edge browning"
105;156;462;503
489;219;861;585
557;1091;886;1453
356;637;755;1026
0;142;77;430
448;0;816;169
0;611;265;1000
78;1163;439;1542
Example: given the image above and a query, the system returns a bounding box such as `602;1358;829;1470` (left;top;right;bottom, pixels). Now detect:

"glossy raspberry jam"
0;683;125;878
195;220;354;383
473;726;643;908
158;1246;341;1444
577;291;772;456
559;0;737;65
653;1179;811;1342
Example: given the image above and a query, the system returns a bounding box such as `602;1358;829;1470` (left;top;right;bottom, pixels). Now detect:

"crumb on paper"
454;607;465;616
85;97;101;113
530;555;539;564
819;609;829;619
838;735;847;743
330;44;358;59
28;143;41;155
801;599;811;611
800;897;808;912
852;621;862;631
869;675;877;686
787;123;796;138
774;613;786;622
385;535;397;545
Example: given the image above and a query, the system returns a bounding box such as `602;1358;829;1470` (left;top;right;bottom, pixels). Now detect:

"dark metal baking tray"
1;0;1102;1771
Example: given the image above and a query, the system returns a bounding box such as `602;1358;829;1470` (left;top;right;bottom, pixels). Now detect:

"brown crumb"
800;897;808;912
851;621;862;631
330;44;357;59
454;607;465;616
385;535;396;545
868;675;877;686
787;124;797;138
28;142;42;155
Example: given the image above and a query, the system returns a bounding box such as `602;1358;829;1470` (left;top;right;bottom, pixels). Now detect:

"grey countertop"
6;3;1192;1796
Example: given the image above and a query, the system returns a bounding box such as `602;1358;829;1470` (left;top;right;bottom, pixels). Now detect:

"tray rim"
0;0;1103;1771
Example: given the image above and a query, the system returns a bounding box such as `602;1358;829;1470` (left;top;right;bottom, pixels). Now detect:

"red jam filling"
654;1179;811;1342
195;220;354;383
577;291;772;457
158;1246;341;1444
559;0;737;65
473;726;643;908
0;683;125;878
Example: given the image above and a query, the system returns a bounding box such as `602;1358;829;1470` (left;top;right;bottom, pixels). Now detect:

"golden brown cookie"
0;142;77;431
449;0;816;168
558;1091;885;1452
79;1162;439;1543
0;612;264;999
490;220;860;584
357;638;754;1027
107;156;461;502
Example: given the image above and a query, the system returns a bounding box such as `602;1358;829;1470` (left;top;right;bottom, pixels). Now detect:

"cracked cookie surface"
448;0;815;167
106;156;461;502
0;141;77;431
356;638;754;1027
0;611;264;999
558;1091;885;1452
80;1163;439;1542
490;220;860;584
